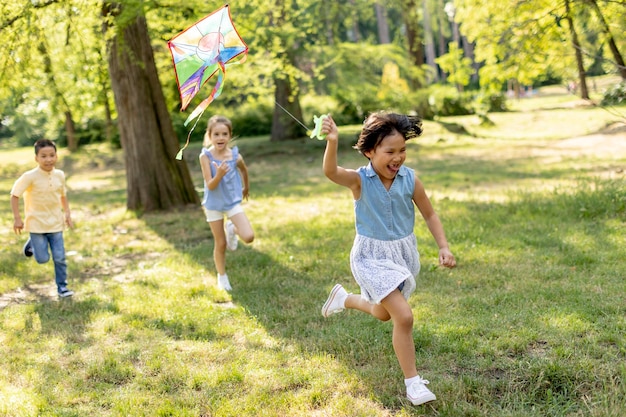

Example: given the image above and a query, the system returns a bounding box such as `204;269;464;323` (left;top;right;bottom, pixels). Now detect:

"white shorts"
203;204;244;222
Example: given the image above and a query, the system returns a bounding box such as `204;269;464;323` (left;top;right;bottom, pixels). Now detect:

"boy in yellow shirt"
11;139;74;297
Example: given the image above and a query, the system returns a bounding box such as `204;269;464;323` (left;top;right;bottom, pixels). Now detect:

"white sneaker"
225;220;238;251
218;275;232;291
406;376;436;405
321;284;348;317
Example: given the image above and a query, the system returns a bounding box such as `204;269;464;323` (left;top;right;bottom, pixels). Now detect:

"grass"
1;88;625;416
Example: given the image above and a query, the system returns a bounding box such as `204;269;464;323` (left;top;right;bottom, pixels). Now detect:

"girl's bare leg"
208;219;227;275
345;290;418;378
229;212;254;244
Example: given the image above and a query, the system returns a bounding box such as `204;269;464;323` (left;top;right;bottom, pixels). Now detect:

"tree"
565;0;589;99
38;40;78;151
423;0;439;82
102;2;198;211
585;0;626;81
1;0;108;148
401;0;425;88
435;43;473;92
375;2;391;44
455;0;590;97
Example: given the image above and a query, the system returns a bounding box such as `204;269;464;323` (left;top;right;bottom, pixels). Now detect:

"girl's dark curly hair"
353;111;423;156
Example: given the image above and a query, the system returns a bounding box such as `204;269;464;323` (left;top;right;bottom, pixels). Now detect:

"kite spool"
309;114;328;140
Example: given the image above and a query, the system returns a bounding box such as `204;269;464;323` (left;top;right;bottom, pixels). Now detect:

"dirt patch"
551;122;626;157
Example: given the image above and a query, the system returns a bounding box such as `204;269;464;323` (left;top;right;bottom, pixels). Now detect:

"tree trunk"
402;0;424;88
271;77;305;141
349;0;362;42
102;2;199;211
461;36;478;83
39;39;78;152
587;0;626;80
64;111;77;152
565;0;589;99
437;0;447;82
375;2;390;44
269;0;305;141
423;0;438;82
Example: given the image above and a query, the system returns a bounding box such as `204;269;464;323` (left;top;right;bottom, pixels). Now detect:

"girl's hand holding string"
321;115;339;142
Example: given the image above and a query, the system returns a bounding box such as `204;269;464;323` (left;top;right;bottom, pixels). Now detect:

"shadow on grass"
2;138;624;414
137;174;625;414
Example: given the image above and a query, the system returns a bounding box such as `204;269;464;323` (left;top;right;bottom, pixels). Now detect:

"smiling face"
35;146;58;172
364;130;406;184
208;122;232;151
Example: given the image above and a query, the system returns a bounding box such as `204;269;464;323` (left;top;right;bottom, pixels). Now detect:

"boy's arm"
11;195;24;234
61;195;73;228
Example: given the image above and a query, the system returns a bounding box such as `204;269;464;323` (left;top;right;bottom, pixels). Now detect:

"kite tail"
176;63;226;160
184;63;226;127
175;114;205;160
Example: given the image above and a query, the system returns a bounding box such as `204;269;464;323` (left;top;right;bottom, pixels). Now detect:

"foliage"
474;92;508;113
1;0;624;150
455;1;583;92
435;43;474;91
315;42;418;122
600;82;626;106
428;85;472;117
0;1;111;147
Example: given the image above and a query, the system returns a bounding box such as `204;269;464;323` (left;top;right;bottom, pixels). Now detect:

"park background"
1;0;625;416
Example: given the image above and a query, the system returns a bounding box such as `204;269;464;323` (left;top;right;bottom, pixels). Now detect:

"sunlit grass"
0;90;625;416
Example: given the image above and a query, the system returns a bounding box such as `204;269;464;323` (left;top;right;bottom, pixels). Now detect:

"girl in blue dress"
199;115;254;291
320;112;456;406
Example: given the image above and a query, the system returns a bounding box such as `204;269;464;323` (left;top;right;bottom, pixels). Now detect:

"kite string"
274;100;311;132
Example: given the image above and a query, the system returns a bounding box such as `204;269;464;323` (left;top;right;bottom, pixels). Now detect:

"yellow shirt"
11;167;67;233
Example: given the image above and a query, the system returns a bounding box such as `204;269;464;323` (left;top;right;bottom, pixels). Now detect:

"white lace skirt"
350;233;420;304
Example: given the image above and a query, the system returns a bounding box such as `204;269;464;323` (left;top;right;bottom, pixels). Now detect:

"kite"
168;4;248;160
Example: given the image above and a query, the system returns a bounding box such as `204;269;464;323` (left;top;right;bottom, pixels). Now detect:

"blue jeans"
30;232;68;291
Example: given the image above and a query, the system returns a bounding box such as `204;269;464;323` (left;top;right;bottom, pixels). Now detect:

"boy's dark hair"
34;139;57;155
354;111;423;156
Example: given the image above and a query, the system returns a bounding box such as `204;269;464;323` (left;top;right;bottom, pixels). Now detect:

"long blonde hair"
203;115;233;147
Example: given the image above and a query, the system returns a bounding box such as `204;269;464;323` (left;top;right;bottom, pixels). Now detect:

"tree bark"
271;77;305;141
269;0;305;141
402;0;424;88
565;0;589;99
586;0;626;80
38;39;78;151
102;2;199;211
348;0;362;42
64;111;77;152
437;0;447;82
423;0;438;82
375;2;391;44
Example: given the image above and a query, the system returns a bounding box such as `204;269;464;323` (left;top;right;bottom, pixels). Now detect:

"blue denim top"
355;163;415;240
201;146;243;211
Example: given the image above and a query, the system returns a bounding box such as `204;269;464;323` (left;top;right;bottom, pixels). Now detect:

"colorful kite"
168;4;248;160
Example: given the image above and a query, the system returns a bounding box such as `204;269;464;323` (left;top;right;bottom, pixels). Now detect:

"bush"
600;82;626;106
475;93;508;113
227;101;273;137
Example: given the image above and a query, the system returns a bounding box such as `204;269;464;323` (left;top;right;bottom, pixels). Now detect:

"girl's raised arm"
322;115;361;197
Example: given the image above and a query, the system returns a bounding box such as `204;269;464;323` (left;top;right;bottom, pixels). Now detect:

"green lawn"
1;91;625;416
